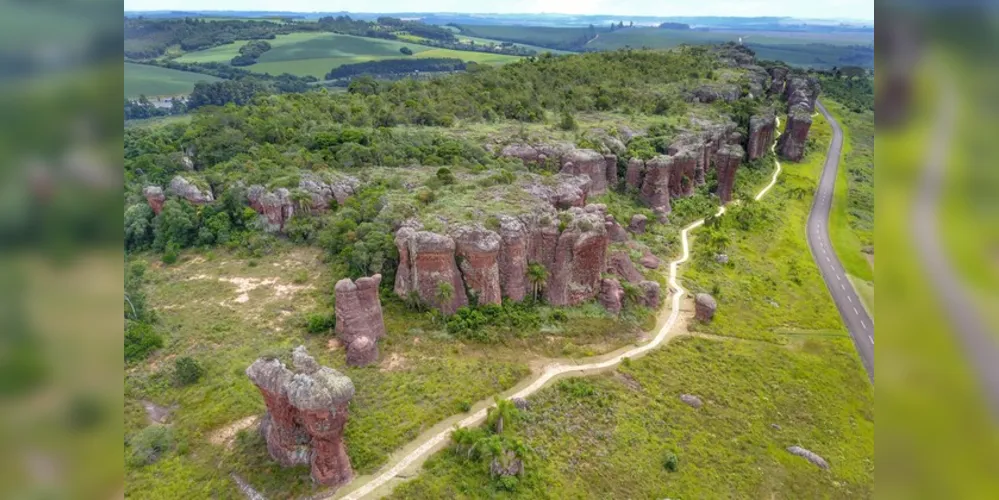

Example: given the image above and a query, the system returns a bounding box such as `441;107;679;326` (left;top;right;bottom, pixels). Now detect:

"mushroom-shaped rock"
143;186;166;215
246;347;356;487
335;275;385;366
680;394;703;409
628;214;648;234
167;176;213;204
787;446;830;469
638;281;661;309
598;278;624;315
695;293;717;322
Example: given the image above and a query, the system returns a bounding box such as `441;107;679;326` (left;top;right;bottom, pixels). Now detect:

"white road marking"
848;295;853;303
826;256;831;263
853;307;859;316
836;275;841;281
868;335;874;345
841;284;846;290
861;320;867;329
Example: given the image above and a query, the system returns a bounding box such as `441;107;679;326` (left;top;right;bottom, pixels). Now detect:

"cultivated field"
124;62;221;98
174;32;521;78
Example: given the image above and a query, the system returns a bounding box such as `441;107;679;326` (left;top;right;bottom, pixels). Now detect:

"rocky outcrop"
744;65;770;99
561;149;613;195
604;215;629;243
689;84;740;103
497;216;529;302
625;158;645;191
334;275;386;367
628;214;648;234
715;144;745;203
638;281;661;309
394;228;469;314
695;293;717;322
785;75;821;114
639;251;661;270
299;173;360;212
787;446;830;469
522;173;591;209
598;278;624;315
777;111;812;162
546;207;608;306
767;67;789;96
454;226;503;306
143;186;166;215
668;119;739;191
246;346;355;487
168;176;213;204
667;149;698;198
500;142;577;166
639;155;673;212
607;251;644;284
747;111;776;160
247;185;294;233
604;154;619;187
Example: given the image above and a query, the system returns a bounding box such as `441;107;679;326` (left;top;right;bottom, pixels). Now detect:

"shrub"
400;46;413;55
173;357;204;386
306;312;336;334
436;167;456;185
292;269;309;284
124;321;163;363
663;451;679;472
558;111;578;131
161;242;179;265
557;378;594;398
129;425;174;466
496;475;519;491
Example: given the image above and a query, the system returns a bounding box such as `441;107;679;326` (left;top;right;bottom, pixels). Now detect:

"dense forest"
324;58;467;80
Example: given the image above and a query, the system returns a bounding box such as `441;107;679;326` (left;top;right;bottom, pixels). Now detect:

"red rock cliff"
394;228;469;314
334;275;386;367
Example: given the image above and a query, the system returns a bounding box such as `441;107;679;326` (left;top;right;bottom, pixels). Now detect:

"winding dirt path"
331;117;784;499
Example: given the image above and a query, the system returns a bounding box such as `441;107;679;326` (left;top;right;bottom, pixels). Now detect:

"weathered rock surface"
689;84;740;103
454;226;503;306
546;206;608;306
334;274;385;367
168;176;213;204
246;346;355;487
767;67;789;96
787;446;830;469
680;394;704;409
143;186;166;215
715;144;745;203
747;111;776;160
490;450;524;478
638;280;661;309
561;149;613;195
639;251;661;270
639;155;673;212
625;158;645;191
629;214;648;234
522;173;591;209
511;397;529;410
607;251;644;284
394;228;469;314
785;75;821;113
604;215;629;243
777;111;812;162
247;185;293;233
604;154;619;187
299;173;360;212
598;277;624;315
500;141;576;165
695;293;717;322
497;216;529;302
667;149;698;198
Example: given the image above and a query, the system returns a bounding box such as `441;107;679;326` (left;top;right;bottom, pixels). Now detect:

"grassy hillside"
124;62;221;98
174;32;520;78
457;25;596;51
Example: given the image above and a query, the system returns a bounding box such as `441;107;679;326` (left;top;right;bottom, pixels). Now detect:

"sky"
123;0;875;21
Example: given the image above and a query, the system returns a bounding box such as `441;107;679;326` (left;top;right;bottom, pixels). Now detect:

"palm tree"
527;262;548;302
486;397;520;435
435;281;455;316
290;189;313;216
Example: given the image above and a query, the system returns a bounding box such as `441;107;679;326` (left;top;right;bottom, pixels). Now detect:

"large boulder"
246;347;355;487
393;229;469;314
453;226;503;306
604;215;629;243
689;84;740;103
299;173;360;212
747;111;777;161
785;75;821;113
604;154;619;187
638;280;661;309
561;149;611;195
522;173;591;209
598;278;624;315
607;251;644;284
695;293;717;322
767;67;789;96
167;176;213;204
143;186;165;215
334;274;386;366
629;214;648;234
777;111;812;162
715;144;745;203
787;446;830;469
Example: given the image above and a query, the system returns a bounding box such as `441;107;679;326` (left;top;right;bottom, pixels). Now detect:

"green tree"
527;262;548;302
399;46;413;56
558;110;578;131
152;199;198;251
124;203;155;251
486;398;520;434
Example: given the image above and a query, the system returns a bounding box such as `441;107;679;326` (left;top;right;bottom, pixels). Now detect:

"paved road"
910;78;999;417
808;102;874;380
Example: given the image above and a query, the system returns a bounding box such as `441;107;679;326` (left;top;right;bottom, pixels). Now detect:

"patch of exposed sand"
380;353;408;372
209;415;259;448
184;275;313;305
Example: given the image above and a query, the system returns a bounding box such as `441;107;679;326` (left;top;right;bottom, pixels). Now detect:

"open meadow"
125;62;221;98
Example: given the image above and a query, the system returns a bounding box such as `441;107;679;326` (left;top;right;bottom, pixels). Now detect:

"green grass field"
174;32;521;78
457;25;594;49
124;62;221;98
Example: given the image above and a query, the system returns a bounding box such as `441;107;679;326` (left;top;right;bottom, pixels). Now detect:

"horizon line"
122;10;874;22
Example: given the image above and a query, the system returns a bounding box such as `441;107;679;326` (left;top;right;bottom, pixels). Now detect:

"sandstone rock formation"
638;280;661;309
560;149;613;195
777;111;812;162
604;215;629;243
690;84;740;103
629;214;648;234
454;226;503;306
604;154;619;187
598;278;624;315
639;251;661;270
639;155;673;211
334;275;386;367
545;207;608;306
499;141;575;165
522;173;591;209
787;446;830;469
607;251;644;284
715;144;745;203
247;185;293;233
143;186;165;215
299;173;360;212
767;67;789;96
497;216;529;302
785;75;821;114
167;176;213;204
394;228;469;314
695;293;717;322
747;111;776;160
246;346;355;487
